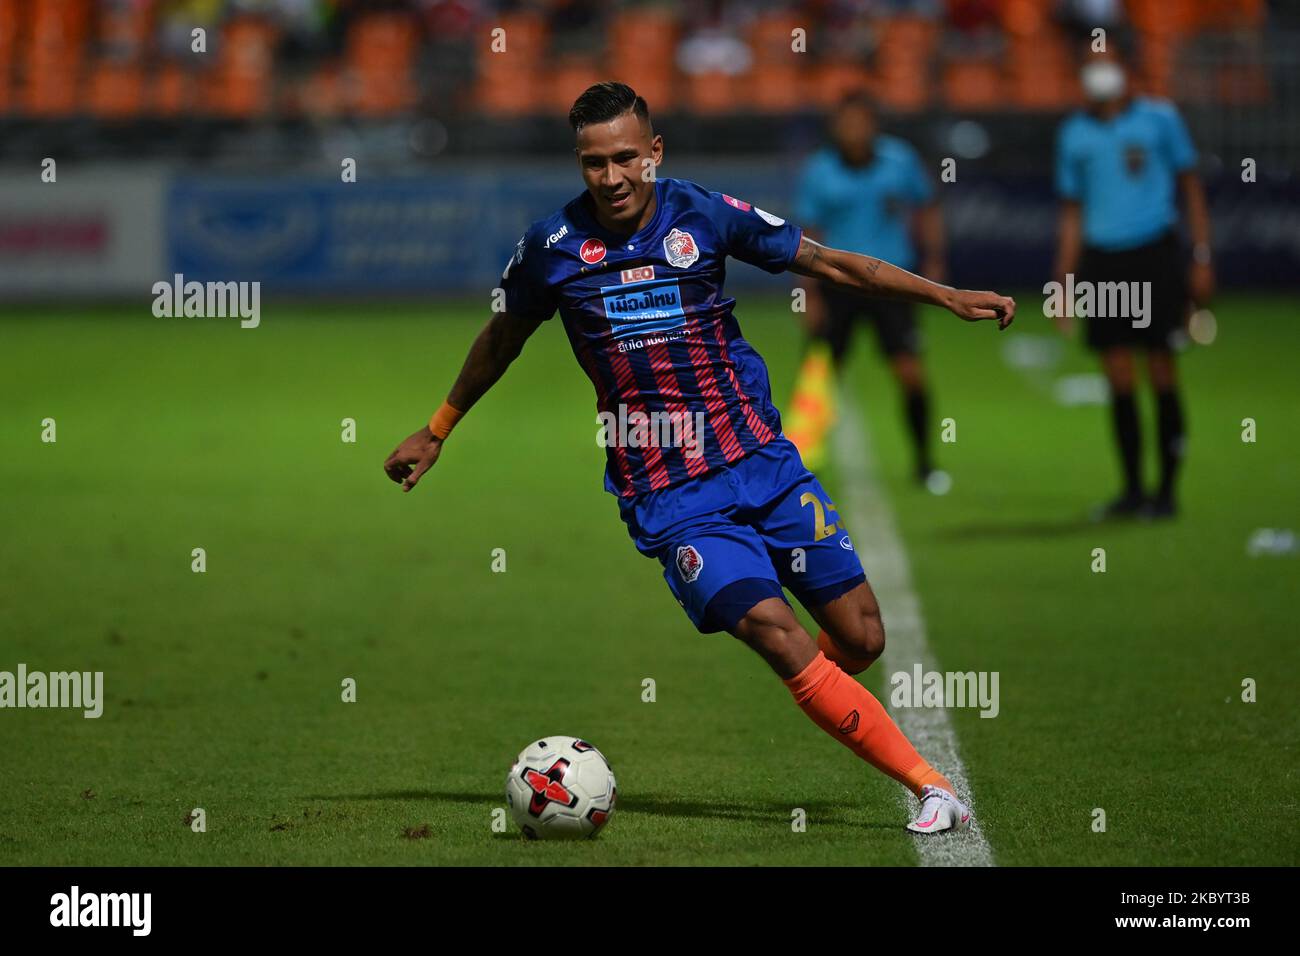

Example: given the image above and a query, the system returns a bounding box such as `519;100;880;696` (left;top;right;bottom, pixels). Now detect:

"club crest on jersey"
580;238;607;265
676;544;704;584
722;194;751;211
663;228;699;269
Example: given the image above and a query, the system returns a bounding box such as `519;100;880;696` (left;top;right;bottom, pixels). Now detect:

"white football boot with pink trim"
906;784;971;834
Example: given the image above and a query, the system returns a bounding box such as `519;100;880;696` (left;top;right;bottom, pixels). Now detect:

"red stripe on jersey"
607;346;673;491
712;320;776;445
575;339;638;495
683;316;746;462
646;342;710;478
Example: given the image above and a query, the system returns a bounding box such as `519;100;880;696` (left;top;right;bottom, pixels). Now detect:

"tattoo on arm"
864;258;881;276
793;236;822;272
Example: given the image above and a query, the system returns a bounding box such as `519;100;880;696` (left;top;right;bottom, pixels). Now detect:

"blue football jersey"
1055;96;1198;250
500;177;804;498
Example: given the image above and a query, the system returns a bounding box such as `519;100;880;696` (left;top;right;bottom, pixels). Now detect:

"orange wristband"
429;401;464;440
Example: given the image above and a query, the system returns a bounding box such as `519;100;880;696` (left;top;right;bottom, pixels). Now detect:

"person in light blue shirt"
788;92;947;487
1052;44;1214;519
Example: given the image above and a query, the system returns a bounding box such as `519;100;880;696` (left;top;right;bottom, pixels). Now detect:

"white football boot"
905;784;971;834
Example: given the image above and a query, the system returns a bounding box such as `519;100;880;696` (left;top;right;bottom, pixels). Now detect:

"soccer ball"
505;736;617;840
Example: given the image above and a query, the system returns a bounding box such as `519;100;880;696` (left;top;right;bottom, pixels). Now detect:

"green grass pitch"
1;293;1296;866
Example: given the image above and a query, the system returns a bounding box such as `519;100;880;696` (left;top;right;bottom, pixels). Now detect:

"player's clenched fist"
384;427;443;492
945;289;1016;330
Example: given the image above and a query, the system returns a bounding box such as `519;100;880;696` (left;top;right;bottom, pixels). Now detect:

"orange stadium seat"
999;0;1052;37
1007;30;1077;110
20;0;91;117
87;61;145;119
622;63;675;115
288;62;344;119
750;12;802;62
206;16;277;119
98;0;154;57
475;11;547;116
876;16;939;111
0;0;16;115
346;12;419;116
942;58;1004;111
1125;0;1197;37
476;70;542;117
609;8;677;67
546;55;605;114
151;61;193;117
682;71;740;115
608;9;677;112
748;13;804;112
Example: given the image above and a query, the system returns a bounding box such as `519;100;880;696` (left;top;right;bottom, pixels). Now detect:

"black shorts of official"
817;282;919;363
1079;230;1188;353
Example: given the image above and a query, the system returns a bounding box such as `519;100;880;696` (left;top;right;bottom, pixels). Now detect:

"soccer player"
384;82;1015;833
1053;46;1213;518
786;92;947;487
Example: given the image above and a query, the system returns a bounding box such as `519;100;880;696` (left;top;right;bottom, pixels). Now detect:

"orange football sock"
816;629;873;675
784;651;954;797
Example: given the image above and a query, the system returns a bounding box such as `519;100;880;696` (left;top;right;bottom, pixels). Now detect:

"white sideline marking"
832;389;994;867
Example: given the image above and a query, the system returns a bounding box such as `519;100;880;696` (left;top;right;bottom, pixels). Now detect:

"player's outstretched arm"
383;311;544;492
789;235;1015;330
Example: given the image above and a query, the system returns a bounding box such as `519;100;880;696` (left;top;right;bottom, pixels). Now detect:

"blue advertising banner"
166;164;1298;294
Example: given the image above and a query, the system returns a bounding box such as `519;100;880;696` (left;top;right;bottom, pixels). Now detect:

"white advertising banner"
0;165;164;295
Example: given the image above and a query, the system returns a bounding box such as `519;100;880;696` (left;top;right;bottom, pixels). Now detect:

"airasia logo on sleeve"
579;238;607;264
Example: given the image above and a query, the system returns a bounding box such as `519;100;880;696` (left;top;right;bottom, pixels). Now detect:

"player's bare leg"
730;597;818;679
730;596;969;833
806;579;885;674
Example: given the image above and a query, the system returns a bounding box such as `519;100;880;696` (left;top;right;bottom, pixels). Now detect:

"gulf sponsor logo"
580;237;607;264
601;278;687;340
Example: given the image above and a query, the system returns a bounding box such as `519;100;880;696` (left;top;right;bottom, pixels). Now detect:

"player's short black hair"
569;81;652;134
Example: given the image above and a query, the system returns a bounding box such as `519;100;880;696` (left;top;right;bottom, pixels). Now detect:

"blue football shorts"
617;436;866;633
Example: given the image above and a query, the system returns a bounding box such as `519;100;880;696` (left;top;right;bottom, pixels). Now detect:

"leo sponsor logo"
579;237;607;264
621;265;655;283
722;194;752;211
676;545;704;584
544;224;569;248
663;227;699;268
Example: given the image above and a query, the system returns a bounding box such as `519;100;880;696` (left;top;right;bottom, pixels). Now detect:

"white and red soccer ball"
505;736;617;840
